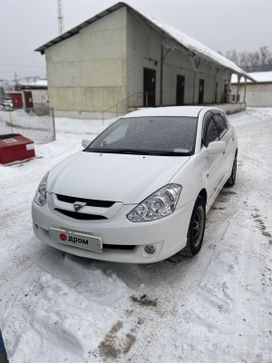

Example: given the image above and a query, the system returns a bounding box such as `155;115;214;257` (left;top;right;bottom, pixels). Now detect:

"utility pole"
14;72;18;89
57;0;64;34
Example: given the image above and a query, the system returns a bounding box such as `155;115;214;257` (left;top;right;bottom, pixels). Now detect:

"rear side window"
213;113;228;138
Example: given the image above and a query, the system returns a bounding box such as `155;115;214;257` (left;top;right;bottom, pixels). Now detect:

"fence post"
9;111;13;134
51;108;56;141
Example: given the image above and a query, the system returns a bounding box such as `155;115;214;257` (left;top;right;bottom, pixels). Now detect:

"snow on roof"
18;79;48;88
134;4;249;78
231;71;272;84
36;2;251;79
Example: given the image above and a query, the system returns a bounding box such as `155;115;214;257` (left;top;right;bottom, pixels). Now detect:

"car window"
85;116;198;156
203;118;219;147
213;113;228;138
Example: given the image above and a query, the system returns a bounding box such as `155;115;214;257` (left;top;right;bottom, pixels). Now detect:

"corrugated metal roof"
35;2;253;80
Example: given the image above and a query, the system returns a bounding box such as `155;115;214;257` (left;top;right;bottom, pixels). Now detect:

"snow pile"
8;261;130;363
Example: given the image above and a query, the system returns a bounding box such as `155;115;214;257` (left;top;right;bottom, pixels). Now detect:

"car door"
201;112;225;205
212;111;234;180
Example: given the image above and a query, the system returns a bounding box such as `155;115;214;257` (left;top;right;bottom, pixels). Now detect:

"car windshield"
85;116;198;156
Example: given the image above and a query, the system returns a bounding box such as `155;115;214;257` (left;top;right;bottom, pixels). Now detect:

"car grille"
103;244;136;251
56;194;115;208
54;208;107;220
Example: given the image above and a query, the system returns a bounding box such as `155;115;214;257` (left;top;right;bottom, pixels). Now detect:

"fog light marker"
144;244;156;254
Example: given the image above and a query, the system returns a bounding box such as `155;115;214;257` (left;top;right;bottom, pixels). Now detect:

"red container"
0;134;35;164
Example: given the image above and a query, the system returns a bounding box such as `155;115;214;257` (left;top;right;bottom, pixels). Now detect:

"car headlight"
127;184;182;222
34;172;49;207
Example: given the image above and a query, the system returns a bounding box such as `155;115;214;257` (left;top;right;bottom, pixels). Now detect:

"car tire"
225;153;237;187
181;195;206;257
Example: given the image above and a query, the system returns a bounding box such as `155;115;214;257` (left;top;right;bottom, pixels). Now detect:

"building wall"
126;11;161;108
31;89;49;108
45;7;127;118
44;5;233;118
231;83;272;107
126;10;231;108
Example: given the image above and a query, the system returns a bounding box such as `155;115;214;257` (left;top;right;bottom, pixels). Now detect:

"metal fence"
0;107;55;143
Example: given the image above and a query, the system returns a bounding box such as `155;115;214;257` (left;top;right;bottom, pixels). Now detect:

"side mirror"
207;141;226;155
82;139;91;148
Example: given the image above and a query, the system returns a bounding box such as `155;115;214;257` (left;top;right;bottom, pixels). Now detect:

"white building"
36;2;251;119
231;71;272;107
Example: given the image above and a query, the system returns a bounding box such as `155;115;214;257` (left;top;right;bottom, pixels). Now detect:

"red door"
11;93;23;108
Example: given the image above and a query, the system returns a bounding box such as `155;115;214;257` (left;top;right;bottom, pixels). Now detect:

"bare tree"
225;46;272;72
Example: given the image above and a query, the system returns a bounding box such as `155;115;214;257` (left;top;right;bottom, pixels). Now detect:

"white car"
2;97;13;110
32;106;237;263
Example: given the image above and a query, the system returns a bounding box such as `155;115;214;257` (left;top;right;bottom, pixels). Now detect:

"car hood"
48;151;189;204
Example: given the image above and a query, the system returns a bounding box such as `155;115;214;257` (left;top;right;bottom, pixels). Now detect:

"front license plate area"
49;228;102;253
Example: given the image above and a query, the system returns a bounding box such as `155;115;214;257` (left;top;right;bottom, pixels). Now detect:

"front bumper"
32;200;194;263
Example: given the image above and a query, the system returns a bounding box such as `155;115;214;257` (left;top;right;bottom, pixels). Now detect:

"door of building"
176;75;185;105
24;91;33;108
198;79;205;104
11;93;23;108
223;83;228;103
143;68;156;107
214;82;218;103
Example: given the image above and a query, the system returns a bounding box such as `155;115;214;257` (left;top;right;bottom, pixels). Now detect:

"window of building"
198;79;205;104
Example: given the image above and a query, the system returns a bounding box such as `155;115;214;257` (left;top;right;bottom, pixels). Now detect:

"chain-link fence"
0;106;55;143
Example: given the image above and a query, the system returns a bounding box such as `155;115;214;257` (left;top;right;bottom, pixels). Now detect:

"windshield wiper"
114;149;155;155
85;148;153;155
158;151;191;156
85;148;191;156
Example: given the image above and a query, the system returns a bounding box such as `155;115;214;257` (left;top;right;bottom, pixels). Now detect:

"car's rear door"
212;111;235;179
201;112;225;204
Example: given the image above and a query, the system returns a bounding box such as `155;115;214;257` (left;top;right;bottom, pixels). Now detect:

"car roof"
121;106;218;118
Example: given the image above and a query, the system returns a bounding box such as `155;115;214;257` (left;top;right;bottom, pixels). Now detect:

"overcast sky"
0;0;271;80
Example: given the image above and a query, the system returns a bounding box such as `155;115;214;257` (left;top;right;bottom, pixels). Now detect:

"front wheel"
225;153;237;187
181;195;206;257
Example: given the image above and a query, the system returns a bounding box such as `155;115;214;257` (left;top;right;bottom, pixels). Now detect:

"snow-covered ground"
0;108;272;363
